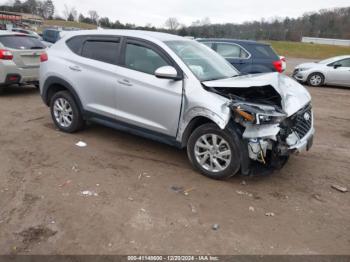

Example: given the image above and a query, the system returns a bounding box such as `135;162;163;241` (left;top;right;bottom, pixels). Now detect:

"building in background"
302;37;350;47
0;11;43;30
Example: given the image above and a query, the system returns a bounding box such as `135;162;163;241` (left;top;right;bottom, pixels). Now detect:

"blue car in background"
197;39;285;74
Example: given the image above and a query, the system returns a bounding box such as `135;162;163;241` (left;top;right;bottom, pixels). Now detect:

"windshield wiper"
30;46;44;50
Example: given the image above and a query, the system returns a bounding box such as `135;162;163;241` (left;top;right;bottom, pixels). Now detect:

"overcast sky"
24;0;350;27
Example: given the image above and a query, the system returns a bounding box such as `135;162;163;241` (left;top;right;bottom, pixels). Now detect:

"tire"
307;73;324;87
187;123;241;180
0;87;3;95
50;91;84;133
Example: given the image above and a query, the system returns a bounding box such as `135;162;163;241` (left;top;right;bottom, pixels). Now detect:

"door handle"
118;79;133;87
69;65;82;72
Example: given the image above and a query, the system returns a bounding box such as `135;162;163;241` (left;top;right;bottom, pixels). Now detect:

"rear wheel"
187;123;241;180
50;91;84;133
307;73;324;87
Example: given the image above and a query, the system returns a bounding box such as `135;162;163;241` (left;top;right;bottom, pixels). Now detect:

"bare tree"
63;4;77;21
201;17;211;26
88;10;99;25
165;17;180;31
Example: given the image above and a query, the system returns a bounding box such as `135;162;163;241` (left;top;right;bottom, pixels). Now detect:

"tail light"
273;60;283;73
40;52;48;62
0;49;13;60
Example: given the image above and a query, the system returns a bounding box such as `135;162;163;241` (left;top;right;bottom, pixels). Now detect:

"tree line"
0;0;54;19
0;0;349;41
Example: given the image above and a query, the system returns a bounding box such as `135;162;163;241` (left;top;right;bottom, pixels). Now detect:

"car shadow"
0;85;38;97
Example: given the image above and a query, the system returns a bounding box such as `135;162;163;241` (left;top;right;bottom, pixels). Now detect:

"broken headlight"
232;102;287;125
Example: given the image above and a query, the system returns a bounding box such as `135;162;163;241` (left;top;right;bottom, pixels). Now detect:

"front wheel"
307;73;324;87
187;123;241;180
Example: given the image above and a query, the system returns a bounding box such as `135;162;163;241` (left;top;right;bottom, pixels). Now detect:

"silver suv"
0;31;46;92
40;30;314;179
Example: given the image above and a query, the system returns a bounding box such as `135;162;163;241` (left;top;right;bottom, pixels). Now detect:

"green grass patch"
269;41;350;59
40;20;97;32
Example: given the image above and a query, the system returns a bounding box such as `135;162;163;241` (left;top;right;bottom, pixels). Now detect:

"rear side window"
252;45;279;59
334;58;350;67
216;43;249;59
81;40;120;64
0;35;45;50
66;36;85;54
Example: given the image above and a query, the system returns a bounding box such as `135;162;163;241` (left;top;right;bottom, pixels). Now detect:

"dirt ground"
0;72;349;255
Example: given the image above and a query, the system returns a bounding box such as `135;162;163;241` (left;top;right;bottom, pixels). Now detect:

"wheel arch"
180;116;225;148
42;76;84;114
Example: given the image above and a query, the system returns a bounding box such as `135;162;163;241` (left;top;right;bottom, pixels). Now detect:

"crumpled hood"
203;72;312;116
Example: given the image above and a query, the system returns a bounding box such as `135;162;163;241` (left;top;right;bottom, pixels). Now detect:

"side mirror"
155;66;182;80
333;63;342;69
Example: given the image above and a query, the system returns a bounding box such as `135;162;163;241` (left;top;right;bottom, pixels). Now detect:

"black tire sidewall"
187;123;241;180
50;91;83;133
307;73;324;87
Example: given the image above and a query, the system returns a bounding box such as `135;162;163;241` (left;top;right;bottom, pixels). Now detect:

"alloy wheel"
309;75;322;86
194;134;232;173
53;98;74;128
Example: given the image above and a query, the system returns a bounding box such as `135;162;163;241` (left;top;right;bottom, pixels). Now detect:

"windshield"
165;40;239;81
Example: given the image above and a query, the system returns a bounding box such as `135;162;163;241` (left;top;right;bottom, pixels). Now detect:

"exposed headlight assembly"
232;102;287;125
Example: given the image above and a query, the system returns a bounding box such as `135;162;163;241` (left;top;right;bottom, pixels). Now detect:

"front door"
327;58;350;86
114;39;183;137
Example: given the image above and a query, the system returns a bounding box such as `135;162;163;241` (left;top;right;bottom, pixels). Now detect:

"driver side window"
338;59;350;67
330;58;350;68
124;43;169;75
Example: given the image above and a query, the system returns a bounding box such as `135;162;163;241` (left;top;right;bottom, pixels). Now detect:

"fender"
176;106;231;146
42;76;84;114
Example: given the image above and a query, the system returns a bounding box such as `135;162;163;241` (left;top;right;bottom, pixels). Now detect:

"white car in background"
293;55;350;87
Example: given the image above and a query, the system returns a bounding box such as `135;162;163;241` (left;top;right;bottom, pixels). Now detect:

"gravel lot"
0;62;349;255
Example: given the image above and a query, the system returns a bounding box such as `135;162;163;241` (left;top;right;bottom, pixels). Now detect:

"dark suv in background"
198;39;284;74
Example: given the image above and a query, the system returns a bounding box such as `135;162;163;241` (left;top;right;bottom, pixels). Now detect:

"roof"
197;38;270;45
332;55;350;60
63;29;186;42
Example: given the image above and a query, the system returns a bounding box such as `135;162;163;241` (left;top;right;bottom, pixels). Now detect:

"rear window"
0;35;45;50
81;40;120;64
251;44;279;59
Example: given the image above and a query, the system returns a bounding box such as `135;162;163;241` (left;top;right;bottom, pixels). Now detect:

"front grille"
292;105;313;139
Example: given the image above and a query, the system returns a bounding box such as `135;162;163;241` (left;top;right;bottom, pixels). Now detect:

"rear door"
114;38;183;136
65;35;121;118
214;42;251;74
0;35;46;79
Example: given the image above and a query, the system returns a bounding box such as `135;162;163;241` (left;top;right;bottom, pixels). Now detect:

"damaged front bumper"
240;104;314;165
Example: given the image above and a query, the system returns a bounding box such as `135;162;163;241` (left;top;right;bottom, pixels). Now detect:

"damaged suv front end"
203;73;314;171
